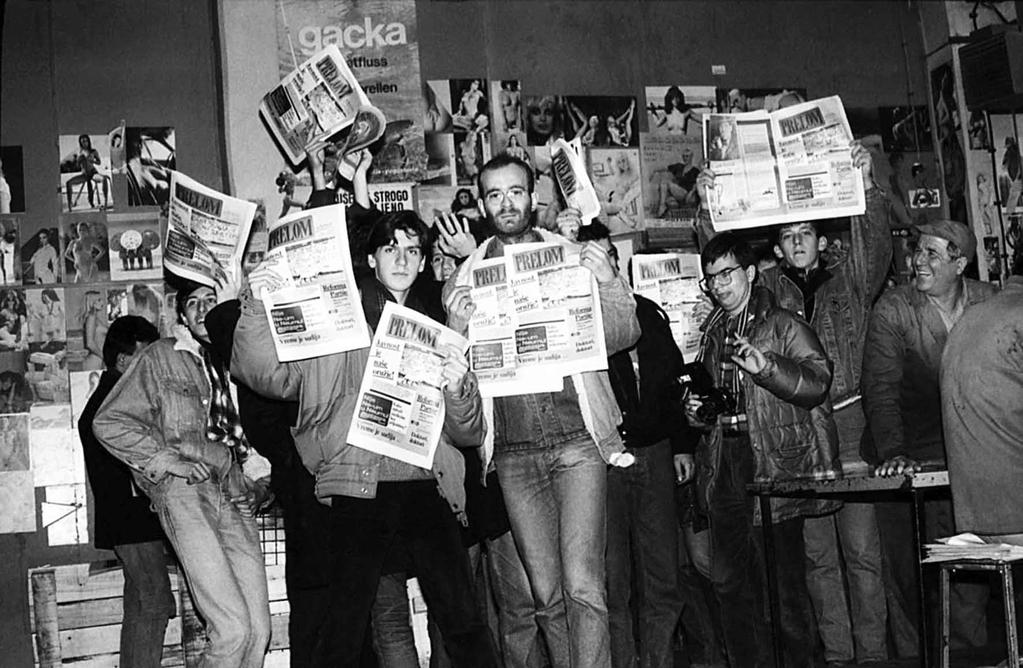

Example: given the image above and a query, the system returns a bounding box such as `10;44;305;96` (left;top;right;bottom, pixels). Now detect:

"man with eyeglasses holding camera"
685;231;840;668
862;219;996;654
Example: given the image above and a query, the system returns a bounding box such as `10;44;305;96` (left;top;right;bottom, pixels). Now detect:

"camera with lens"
679;361;738;425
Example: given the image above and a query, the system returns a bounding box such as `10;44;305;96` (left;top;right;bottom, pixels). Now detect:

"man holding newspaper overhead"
232;207;499;666
443;153;640;668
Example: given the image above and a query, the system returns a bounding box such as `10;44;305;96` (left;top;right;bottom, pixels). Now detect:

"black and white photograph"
423;131;456;186
454;124;490;186
107;212;163;281
879;105;933;154
991;114;1022;212
60;214;109;284
490;80;526;157
450;78;490;134
641;133;702;225
588;148;643;234
705;114;742;161
0;146;25;214
58;134;113;213
20;228;61;285
524;95;568;147
930;62;967;222
0;288;29;404
0;217;20;285
562;95;638;147
645;85;716;138
0;413;29;472
423;80;454;133
717;87;807;113
25;287;66;355
108;283;165;333
63;287;112;372
125;126;175;207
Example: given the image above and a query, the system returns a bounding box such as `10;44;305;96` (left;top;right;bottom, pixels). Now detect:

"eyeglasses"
699;265;743;292
483;186;529;206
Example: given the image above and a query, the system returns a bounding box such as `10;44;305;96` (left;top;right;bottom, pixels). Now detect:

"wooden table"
748;469;949;668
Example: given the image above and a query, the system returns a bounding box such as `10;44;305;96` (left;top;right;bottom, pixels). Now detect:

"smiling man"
861;219;996;654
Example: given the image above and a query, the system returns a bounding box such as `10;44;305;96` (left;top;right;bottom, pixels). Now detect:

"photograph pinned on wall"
25;287;67;355
0;146;25;214
562;96;638;148
126;126;175;207
588;148;644;234
972;160;999;237
450;79;490;133
640;133;703;227
21;227;61;285
108;283;165;334
878;106;933;154
423;132;456;186
108;120;127;174
416;185;484;230
524;95;568;147
990;114;1022;213
0;216;20;285
968;111;991;151
454;125;491;186
64;287;112;372
60;213;110;284
491;80;524;154
0;288;31;413
42;483;89;546
58;134;113;213
931;62;968;222
423;80;454;133
716;87;808;114
0;413;29;472
984;236;1003;283
645;86;716;138
30;403;83;488
107;211;163;281
0;471;35;534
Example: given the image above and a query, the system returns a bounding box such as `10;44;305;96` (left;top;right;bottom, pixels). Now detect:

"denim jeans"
495;435;610;668
487;530;546;668
606;440;681;668
314;481;498;667
803;403;888;663
114;540;175;668
151;475;270;668
371;572;420;667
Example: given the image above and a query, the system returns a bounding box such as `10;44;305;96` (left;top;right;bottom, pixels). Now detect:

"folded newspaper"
630;253;705;363
550;138;601;223
164;171;257;288
466;241;607;398
260;204;371;362
924;533;1023;563
260;44;382;166
702;95;866;231
347;302;469;469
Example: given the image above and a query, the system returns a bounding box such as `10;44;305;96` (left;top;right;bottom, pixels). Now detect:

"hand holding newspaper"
630;253;705;363
466;241;608;397
702;95;865;230
164;171;256;288
260;44;385;167
347;302;470;469
258;204;371;361
550;138;601;223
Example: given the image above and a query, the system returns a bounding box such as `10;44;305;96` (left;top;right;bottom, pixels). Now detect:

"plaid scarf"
199;344;250;464
699;300;753;431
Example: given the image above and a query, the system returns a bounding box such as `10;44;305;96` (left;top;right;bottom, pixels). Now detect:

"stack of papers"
924;533;1023;563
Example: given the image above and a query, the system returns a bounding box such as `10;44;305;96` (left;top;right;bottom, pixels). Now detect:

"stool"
937;558;1021;668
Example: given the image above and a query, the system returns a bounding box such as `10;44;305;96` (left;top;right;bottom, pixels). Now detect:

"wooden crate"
28;560;290;666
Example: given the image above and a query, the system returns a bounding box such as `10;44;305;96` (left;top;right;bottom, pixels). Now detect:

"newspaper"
630;253;705;363
165;171;257;287
467;242;607;397
347;302;468;469
550;138;601;222
260;204;371;361
703;95;865;231
259;44;371;166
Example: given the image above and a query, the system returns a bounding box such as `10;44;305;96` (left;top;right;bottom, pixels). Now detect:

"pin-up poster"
277;0;426;183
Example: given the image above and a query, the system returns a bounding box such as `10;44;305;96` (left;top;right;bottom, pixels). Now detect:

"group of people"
78;123;1022;668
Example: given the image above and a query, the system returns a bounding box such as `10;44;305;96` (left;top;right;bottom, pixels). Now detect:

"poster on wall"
524;95;568;147
64;287;111;372
126;127;175;207
929;60;968;223
562;96;638;148
60;213;110;284
588;148;644;234
640;133;701;228
0;146;25;214
991;114;1022;213
0;288;31;414
0;216;21;285
276;0;426;183
58;134;114;213
490;80;526;159
716;87;808;114
107;212;163;281
645;86;716;139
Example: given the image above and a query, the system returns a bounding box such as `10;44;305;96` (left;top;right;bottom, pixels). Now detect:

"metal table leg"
759;493;783;668
911;489;929;668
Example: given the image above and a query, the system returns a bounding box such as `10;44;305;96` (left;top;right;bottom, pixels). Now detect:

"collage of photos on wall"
0;120;176;541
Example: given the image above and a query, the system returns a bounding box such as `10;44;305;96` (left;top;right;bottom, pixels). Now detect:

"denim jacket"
93;326;270;497
758;188;893;405
443;228;641;471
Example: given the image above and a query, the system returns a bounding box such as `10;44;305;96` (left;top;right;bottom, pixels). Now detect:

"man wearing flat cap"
861;219;996;654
